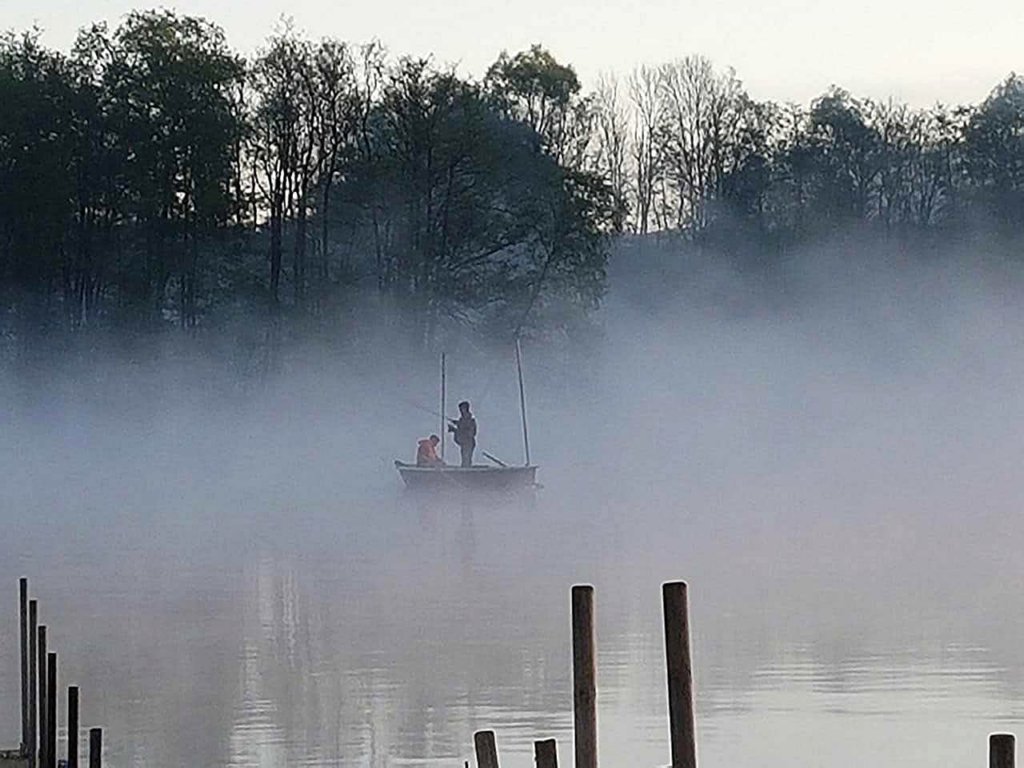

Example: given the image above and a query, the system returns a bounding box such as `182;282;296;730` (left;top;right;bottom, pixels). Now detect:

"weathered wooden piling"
37;626;47;768
663;581;696;768
45;654;56;768
67;687;79;768
534;738;558;768
20;578;28;754
991;734;1015;768
571;584;597;768
12;581;103;768
28;601;37;768
88;729;101;768
473;730;499;768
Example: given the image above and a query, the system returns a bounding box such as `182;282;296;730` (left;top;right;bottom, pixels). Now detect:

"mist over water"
4;239;1024;767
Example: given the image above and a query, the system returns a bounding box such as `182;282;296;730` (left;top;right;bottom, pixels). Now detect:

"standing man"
448;400;477;468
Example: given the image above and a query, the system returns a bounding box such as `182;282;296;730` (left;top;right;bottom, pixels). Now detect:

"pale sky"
4;0;1022;106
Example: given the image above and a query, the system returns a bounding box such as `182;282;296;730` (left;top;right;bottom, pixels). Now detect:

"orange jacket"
417;439;442;466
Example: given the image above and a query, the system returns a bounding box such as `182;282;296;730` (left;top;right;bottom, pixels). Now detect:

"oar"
481;451;509;468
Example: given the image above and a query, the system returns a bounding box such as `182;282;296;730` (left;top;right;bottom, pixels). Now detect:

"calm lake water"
3;471;1024;768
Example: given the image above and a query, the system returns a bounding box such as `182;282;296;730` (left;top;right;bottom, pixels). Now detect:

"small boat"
396;339;539;492
394;462;538;491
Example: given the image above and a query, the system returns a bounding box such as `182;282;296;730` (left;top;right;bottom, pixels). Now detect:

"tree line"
2;11;1023;344
0;13;612;343
589;59;1024;250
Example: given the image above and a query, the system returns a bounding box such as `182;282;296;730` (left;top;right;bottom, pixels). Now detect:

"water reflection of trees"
228;492;570;767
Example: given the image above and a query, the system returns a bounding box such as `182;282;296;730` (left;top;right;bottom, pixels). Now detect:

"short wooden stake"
663;582;697;768
571;585;597;768
68;686;79;768
88;728;102;768
474;730;500;768
46;653;57;768
991;734;1015;768
534;738;558;768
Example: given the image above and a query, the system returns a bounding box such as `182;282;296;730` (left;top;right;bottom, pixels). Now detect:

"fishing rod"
481;451;508;467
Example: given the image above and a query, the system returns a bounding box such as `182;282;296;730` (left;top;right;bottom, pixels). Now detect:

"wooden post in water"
68;686;79;768
571;584;597;768
473;730;500;768
38;625;47;768
88;729;101;768
29;601;37;768
991;734;1015;768
20;578;29;754
534;739;558;768
46;653;57;768
663;582;697;768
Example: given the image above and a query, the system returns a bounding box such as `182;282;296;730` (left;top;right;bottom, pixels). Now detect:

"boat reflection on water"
397;476;540;529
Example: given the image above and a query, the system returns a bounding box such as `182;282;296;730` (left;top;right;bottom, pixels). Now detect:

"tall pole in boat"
440;353;447;461
515;338;531;466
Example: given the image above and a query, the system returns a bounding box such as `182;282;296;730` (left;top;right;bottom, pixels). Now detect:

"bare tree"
305;39;359;308
353;41;389;289
591;74;630;231
627;65;664;234
249;28;361;310
657;56;748;232
249;25;307;305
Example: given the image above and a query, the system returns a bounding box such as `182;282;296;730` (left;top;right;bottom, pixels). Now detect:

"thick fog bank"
4;235;1024;765
5;234;1024;574
597;235;1024;639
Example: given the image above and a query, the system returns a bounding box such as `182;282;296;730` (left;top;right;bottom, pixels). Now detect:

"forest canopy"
2;12;1024;348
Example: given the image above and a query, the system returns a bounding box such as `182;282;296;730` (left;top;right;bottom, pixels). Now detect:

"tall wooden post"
68;686;79;768
535;738;558;768
991;734;1015;768
20;578;29;754
29;601;37;768
663;582;696;768
46;653;57;768
571;585;597;768
474;730;500;768
88;729;102;768
38;626;47;768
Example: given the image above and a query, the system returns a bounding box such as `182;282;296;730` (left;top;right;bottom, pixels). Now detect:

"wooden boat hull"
395;461;537;491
